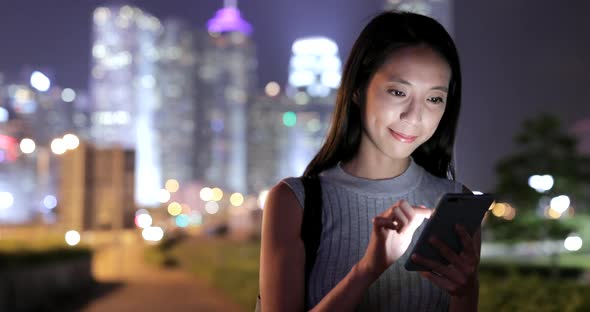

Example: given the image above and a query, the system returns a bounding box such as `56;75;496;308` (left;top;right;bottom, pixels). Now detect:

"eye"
428;96;445;104
388;90;405;97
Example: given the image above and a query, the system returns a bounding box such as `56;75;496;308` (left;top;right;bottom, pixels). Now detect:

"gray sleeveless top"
281;158;463;311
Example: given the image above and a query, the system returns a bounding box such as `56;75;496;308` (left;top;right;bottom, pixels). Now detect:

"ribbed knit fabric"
281;158;463;311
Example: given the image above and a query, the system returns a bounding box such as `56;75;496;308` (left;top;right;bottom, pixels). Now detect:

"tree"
494;114;590;214
487;114;590;243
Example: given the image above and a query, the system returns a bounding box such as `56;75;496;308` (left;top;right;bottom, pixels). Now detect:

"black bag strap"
300;175;323;305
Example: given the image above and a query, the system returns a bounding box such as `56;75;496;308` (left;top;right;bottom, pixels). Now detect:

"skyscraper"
155;18;198;184
282;37;340;177
90;5;162;207
196;1;256;193
246;93;291;194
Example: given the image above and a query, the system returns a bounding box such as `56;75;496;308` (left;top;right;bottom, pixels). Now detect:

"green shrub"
479;272;590;311
0;247;92;269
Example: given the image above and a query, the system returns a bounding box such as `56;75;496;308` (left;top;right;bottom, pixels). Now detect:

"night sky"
1;0;589;192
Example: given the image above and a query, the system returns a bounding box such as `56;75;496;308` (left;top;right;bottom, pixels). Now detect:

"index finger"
414;206;432;218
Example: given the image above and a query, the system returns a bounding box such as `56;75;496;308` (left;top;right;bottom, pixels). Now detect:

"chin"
382;147;415;161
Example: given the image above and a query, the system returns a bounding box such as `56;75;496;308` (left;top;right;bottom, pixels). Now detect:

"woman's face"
360;44;451;161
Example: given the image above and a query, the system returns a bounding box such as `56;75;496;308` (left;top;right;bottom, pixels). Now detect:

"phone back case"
404;193;495;271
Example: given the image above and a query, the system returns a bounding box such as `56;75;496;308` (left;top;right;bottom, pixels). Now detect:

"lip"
389;129;418;143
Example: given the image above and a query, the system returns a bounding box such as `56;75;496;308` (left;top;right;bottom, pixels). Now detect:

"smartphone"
404;193;495;271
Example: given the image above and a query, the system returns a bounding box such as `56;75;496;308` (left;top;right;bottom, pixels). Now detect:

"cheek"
424;109;446;137
365;93;395;123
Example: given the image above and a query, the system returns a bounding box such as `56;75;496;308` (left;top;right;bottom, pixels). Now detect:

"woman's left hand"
411;224;481;297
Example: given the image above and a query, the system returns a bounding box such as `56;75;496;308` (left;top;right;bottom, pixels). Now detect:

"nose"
400;98;422;125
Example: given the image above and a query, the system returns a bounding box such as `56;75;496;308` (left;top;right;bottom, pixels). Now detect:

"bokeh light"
135;213;153;228
0;192;14;210
282;111;297;127
51;138;67;155
550;195;570;214
20;138;36;154
157;189;171;203
167;202;182;216
265;81;281;97
200;187;213;201
65;230;81;246
43;195;57;209
142;226;164;242
491;203;507;217
528;174;554;193
294;91;309;105
205;201;219;214
230;192;244;207
61;88;76;102
564;234;583;252
0;107;8;122
63;134;80;150
165;179;180;193
176;214;189;227
30;71;51;92
211;187;223;201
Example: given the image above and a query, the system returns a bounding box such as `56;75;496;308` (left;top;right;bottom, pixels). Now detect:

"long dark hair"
303;11;462;180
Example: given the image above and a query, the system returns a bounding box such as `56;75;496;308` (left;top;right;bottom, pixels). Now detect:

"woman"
259;11;480;312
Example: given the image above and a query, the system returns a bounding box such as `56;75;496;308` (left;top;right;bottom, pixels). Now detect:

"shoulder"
262;179;305;242
279;177;305;210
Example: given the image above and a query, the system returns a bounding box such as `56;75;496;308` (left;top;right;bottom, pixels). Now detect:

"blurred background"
0;0;589;311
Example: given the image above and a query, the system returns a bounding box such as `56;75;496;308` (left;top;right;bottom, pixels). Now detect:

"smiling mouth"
389;129;418;143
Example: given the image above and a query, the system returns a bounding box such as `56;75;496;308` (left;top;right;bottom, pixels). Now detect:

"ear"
352;90;361;106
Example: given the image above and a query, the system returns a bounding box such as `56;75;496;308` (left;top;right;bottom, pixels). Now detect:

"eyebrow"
388;77;448;93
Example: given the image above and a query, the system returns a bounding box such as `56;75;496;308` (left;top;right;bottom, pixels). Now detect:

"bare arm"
259;182;379;312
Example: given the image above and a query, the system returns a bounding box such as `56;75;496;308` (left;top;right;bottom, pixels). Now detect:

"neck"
341;154;411;180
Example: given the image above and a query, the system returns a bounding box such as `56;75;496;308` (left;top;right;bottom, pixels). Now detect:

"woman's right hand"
359;200;432;278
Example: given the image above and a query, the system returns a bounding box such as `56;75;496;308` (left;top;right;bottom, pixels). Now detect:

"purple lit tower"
196;0;256;194
385;0;453;34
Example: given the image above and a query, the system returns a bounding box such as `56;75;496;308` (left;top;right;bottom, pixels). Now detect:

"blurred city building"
246;37;340;194
195;1;256;194
59;140;135;231
282;37;339;177
90;5;163;207
246;94;291;194
155;18;199;185
0;70;80;224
